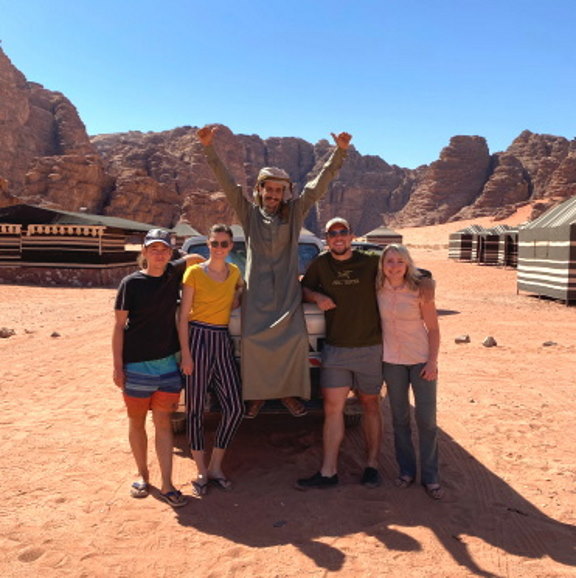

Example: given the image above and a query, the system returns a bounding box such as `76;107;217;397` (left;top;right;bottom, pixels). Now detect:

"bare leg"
245;400;265;419
281;397;308;417
320;387;350;477
128;412;149;483
151;409;176;494
358;393;382;468
191;449;208;479
207;447;227;479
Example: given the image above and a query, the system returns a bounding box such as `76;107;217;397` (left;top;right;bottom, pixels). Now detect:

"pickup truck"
175;226;340;425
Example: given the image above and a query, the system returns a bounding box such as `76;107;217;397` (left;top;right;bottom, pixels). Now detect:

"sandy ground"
1;207;575;577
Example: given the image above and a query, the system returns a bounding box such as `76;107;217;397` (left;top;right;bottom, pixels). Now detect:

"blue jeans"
383;362;438;485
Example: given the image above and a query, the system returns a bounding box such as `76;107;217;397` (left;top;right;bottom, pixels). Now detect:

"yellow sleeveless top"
182;263;241;326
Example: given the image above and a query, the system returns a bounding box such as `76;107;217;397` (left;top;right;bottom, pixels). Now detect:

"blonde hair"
376;244;421;291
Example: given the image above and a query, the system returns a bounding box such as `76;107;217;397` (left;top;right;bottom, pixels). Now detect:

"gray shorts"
321;343;383;395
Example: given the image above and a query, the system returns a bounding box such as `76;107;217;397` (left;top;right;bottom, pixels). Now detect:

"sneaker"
361;467;381;488
295;471;339;491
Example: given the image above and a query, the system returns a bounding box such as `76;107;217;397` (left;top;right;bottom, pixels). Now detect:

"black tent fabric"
517;196;576;303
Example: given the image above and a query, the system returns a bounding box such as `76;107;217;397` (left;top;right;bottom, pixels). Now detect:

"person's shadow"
171;405;575;577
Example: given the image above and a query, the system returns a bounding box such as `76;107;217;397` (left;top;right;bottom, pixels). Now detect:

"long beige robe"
203;145;347;400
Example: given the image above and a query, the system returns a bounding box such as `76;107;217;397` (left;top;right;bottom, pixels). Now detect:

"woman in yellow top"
178;224;244;496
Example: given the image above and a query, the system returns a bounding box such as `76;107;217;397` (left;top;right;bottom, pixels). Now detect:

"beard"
330;245;350;256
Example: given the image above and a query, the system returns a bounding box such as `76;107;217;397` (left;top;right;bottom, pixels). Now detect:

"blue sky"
1;0;575;168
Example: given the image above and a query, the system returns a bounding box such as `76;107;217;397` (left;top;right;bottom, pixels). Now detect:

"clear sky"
1;0;575;168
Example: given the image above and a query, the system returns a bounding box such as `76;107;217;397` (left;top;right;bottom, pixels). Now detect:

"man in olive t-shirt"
297;217;383;490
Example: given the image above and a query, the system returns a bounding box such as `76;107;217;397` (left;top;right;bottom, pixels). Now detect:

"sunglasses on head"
327;228;350;238
209;240;230;248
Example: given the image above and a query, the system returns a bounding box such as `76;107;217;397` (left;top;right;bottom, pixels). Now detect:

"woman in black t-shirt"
112;228;200;508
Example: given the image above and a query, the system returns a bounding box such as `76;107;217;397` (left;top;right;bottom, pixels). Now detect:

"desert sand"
1;208;575;577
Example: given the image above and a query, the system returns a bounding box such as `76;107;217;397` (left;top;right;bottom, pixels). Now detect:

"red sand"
1;208;575;577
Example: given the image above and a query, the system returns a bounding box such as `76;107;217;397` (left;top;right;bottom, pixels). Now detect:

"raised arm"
197;125;250;224
331;131;352;150
299;131;352;214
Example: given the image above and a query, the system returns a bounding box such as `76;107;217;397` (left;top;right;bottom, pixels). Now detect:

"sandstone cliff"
2;46;576;235
0;49;111;212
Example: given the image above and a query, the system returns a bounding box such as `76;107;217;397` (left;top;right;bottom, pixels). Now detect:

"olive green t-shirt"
302;251;381;348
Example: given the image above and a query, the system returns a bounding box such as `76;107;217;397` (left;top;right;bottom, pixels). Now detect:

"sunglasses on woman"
209;240;231;248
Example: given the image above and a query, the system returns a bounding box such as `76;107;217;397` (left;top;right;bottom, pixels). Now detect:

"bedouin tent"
0;204;194;267
477;224;519;266
448;225;486;261
517;195;576;303
476;227;501;265
365;225;403;247
497;225;519;268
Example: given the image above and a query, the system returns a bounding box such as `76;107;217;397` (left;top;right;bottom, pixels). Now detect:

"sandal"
192;478;209;497
394;475;414;489
130;480;149;499
159;489;187;508
245;400;264;419
209;477;232;491
281;397;308;418
425;484;444;500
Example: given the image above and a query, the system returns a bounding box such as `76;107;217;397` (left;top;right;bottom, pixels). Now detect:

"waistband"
189;320;228;331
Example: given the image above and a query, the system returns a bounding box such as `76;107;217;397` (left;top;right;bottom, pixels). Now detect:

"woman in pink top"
376;244;443;500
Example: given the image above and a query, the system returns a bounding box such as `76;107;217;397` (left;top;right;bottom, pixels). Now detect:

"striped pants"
185;321;244;451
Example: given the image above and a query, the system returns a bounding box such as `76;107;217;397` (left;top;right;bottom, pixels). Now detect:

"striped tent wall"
477;227;502;265
449;225;486;261
497;226;519;268
365;226;403;247
0;224;22;261
517;196;576;303
20;225;138;267
448;230;471;260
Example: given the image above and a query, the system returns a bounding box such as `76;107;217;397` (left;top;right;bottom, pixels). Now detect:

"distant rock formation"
2;46;576;234
0;49;111;212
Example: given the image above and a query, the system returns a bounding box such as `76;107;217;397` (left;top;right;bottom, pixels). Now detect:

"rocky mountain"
2;47;576;235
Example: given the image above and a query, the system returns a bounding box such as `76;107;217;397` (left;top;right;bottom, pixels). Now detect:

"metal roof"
524;196;576;229
0;204;162;232
365;225;401;236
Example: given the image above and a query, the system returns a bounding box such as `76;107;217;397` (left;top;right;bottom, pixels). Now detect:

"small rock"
455;334;470;344
50;331;61;338
542;341;557;347
0;327;16;338
482;336;497;347
273;520;287;528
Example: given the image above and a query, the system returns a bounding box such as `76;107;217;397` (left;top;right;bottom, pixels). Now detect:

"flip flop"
394;476;414;489
425;484;444;500
209;477;232;491
192;478;209;497
130;480;149;499
281;398;308;418
244;400;264;419
159;490;187;508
